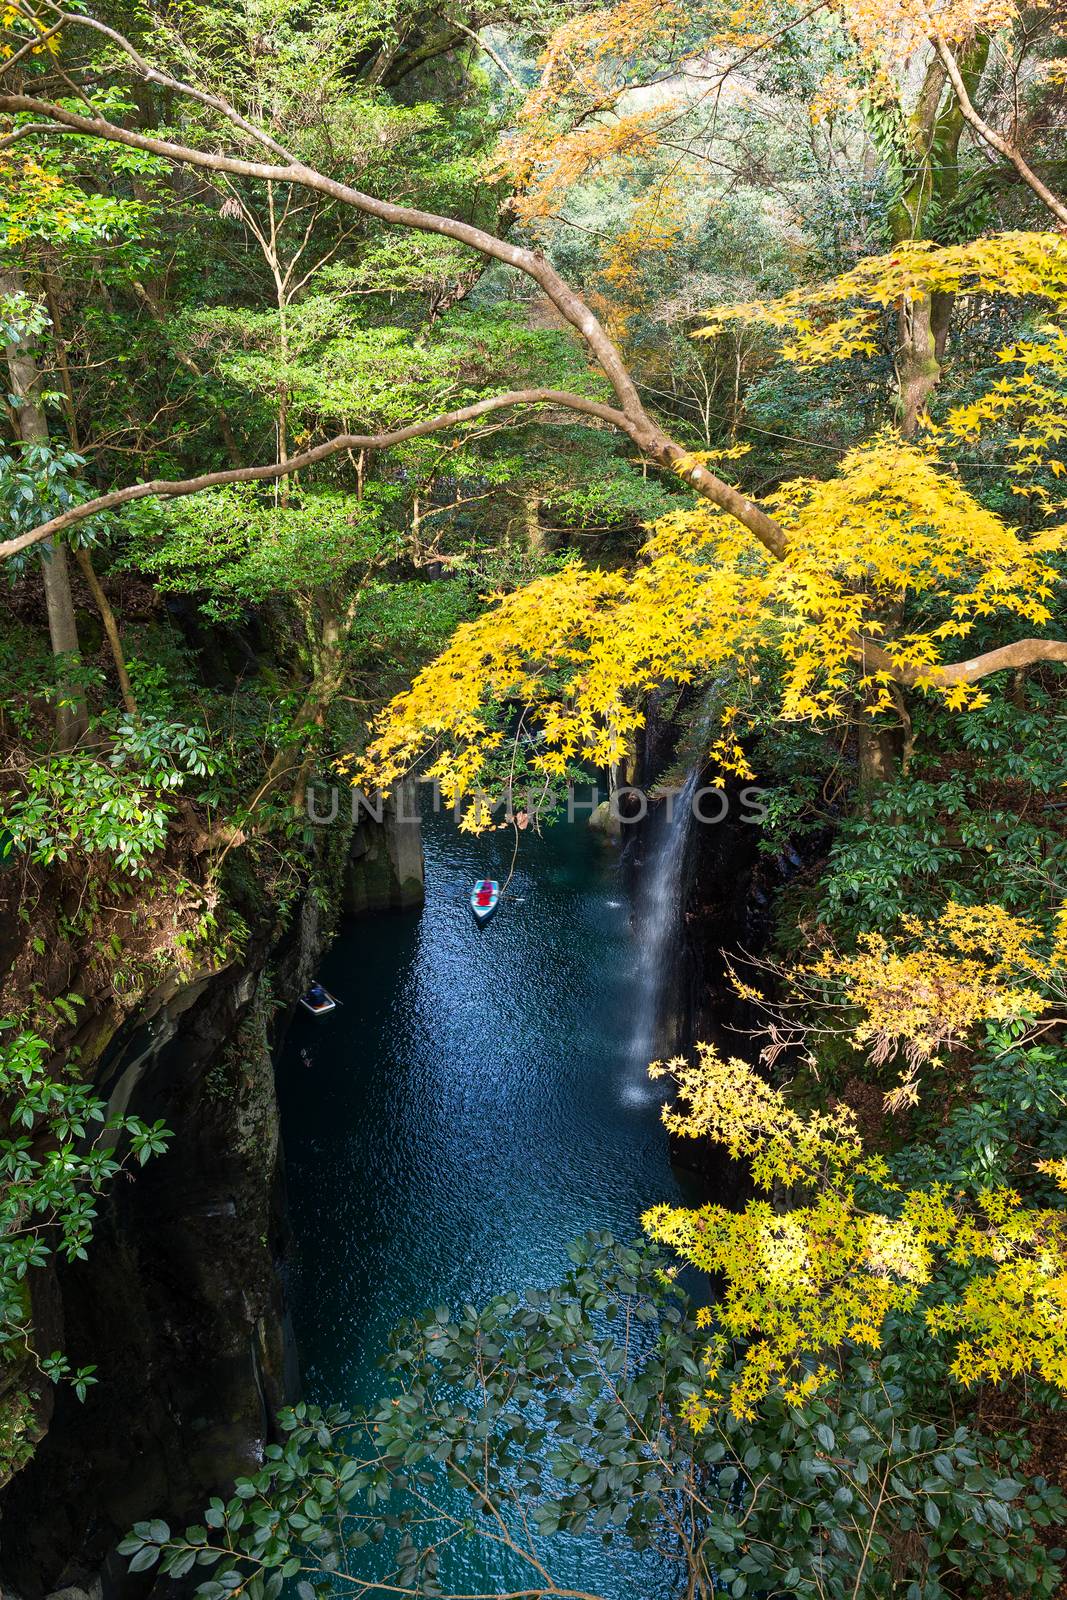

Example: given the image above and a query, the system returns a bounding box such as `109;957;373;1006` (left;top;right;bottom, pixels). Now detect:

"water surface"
278;800;686;1594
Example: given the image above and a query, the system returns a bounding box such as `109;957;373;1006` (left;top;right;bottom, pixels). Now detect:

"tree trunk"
522;489;544;555
260;594;350;814
886;37;991;441
0;267;88;748
74;546;139;722
42;274;141;723
895;290;939;440
857;718;904;797
866;44;992;774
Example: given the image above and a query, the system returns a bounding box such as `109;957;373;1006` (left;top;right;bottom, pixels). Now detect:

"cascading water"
624;766;701;1095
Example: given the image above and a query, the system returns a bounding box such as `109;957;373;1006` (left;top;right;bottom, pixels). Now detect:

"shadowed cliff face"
0;941;292;1597
0;806;424;1598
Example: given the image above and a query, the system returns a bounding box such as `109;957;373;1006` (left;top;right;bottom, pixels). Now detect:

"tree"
0;1;1064;810
0;271;86;746
119;1232;1065;1600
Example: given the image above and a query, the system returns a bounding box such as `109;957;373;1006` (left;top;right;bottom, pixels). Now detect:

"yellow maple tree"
642;1044;1067;1420
812;903;1065;1105
353;433;1062;809
352;229;1065;815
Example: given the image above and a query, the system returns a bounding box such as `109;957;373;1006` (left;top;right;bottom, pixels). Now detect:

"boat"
299;984;338;1015
470;879;500;924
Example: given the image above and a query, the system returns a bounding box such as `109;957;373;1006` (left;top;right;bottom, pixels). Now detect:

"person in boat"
307;981;329;1006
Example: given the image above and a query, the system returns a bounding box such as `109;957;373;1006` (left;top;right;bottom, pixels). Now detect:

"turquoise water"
277;799;687;1594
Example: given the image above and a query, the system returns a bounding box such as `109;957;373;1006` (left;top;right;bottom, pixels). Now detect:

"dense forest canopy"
0;0;1066;1595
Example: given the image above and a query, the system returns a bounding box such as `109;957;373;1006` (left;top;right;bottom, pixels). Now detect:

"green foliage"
120;1236;1064;1599
343;579;480;697
695;1351;1066;1600
0;439;108;573
817;681;1067;932
894;1023;1067;1194
0;290;48;352
124;485;401;619
2;713;217;877
0;1024;170;1384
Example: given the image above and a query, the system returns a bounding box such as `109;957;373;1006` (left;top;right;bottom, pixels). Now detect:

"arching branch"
452;22;523;91
0;390;635;560
0;76;788;559
856;635;1067;687
0;90;646;413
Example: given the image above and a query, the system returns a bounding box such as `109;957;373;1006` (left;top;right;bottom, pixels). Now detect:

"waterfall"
627;767;700;1082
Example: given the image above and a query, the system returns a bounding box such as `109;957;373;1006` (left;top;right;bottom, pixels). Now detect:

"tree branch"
932;36;1067;229
452;22;523;91
856;635;1067;687
0;80;789;559
0;90;646;414
0;390;634;560
30;6;298;162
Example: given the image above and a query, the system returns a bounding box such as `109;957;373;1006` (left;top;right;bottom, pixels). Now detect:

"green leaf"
127;1547;162;1573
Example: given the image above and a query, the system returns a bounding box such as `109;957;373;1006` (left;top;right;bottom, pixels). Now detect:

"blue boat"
470;879;500;924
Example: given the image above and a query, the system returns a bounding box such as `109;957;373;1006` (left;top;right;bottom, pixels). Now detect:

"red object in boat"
470;879;500;922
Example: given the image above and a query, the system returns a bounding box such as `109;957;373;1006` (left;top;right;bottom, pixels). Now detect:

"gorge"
1;1;1065;1594
0;775;734;1596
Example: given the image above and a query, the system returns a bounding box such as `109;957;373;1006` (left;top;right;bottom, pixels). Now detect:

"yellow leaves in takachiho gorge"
700;231;1067;366
590;182;694;348
642;1045;1067;1420
348;229;1065;822
798;902;1067;1109
0;154;89;245
703;230;1067;502
824;0;1020;68
0;0;61;59
352;432;1061;816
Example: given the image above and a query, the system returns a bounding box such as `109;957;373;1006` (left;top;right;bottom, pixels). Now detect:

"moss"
315;807;355;943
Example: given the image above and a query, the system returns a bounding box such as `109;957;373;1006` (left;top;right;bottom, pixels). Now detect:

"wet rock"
587;800;622;841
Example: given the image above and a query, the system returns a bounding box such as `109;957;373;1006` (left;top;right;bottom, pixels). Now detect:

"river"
277;796;689;1596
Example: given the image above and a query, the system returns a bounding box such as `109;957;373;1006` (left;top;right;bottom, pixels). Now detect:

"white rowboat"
299;985;338;1015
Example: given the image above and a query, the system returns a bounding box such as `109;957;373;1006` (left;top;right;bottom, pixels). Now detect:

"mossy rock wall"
343;781;424;916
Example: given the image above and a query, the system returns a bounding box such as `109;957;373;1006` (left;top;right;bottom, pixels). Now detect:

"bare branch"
35;7;298;161
932;36;1067;229
856;634;1067;687
452;21;523;91
0;81;790;558
0;389;634;560
0;91;644;411
1;14;1062;700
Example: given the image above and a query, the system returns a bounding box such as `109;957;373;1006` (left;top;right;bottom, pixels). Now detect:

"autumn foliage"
644;1042;1067;1420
